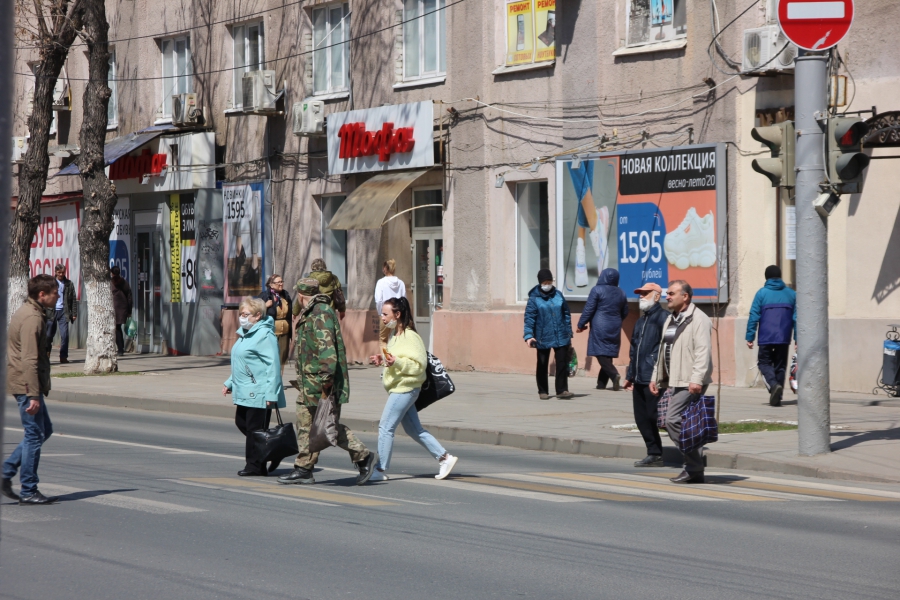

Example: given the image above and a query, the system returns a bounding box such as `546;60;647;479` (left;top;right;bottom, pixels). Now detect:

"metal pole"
794;51;831;455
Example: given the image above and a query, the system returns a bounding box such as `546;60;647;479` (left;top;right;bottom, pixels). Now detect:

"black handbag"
309;393;339;454
415;352;455;412
248;406;299;465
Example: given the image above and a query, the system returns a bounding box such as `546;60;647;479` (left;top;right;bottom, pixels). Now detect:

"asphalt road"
2;401;899;600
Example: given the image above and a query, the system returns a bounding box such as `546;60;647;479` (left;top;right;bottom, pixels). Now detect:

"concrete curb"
47;391;898;485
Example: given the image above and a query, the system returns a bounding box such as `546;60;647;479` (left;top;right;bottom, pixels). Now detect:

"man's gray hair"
669;280;693;300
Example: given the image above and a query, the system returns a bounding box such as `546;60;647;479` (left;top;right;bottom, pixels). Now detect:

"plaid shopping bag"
656;388;673;429
679;395;718;454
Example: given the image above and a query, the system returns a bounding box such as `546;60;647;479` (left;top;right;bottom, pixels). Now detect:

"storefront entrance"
135;219;163;353
410;189;443;352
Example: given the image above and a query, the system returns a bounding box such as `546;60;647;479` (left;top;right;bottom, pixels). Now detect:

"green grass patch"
52;370;142;378
718;421;797;434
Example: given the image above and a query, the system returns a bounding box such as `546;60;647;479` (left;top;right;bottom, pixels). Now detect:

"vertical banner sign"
30;202;82;299
557;144;727;302
169;194;182;302
222;182;264;304
506;1;534;65
534;0;556;62
180;196;197;302
109;197;131;281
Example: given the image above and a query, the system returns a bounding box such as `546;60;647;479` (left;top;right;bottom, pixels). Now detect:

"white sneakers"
663;207;716;270
575;237;588;287
369;469;389;482
435;454;458;480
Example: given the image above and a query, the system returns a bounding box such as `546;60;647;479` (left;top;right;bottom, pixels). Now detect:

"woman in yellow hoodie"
369;297;458;481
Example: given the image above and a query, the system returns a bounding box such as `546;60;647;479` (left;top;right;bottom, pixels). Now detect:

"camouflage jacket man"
295;294;349;407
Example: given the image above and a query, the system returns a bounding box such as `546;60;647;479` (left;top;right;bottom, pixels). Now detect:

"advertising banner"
506;1;534;65
556;144;727;302
109;197;131;282
222;182;264;303
30;202;81;299
180;196;197;302
534;0;556;62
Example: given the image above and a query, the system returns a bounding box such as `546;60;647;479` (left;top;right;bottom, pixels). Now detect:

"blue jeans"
46;309;69;360
377;388;445;471
3;394;53;496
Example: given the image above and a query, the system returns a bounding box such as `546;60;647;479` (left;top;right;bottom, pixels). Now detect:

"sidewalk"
40;349;900;484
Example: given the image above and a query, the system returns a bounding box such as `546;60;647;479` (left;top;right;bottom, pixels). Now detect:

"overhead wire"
706;0;760;76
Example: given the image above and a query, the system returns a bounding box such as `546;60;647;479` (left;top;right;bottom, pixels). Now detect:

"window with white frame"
232;22;265;109
403;0;446;80
625;0;686;48
321;196;348;291
312;3;350;95
107;50;118;127
516;181;549;301
160;36;192;118
29;64;67;135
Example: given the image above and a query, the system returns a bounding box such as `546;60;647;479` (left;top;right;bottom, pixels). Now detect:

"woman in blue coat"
222;297;287;476
524;269;574;400
577;268;628;391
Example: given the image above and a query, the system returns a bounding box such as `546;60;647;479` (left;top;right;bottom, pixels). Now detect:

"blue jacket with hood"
746;278;797;345
577;268;629;357
224;316;287;409
523;285;573;350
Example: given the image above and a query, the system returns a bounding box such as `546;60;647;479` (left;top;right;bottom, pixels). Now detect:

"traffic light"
827;117;871;194
751;121;795;188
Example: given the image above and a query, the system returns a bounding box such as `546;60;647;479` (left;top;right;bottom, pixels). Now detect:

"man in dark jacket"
623;283;669;467
524;268;574;400
746;265;797;406
47;264;77;364
577;268;628;391
110;266;133;356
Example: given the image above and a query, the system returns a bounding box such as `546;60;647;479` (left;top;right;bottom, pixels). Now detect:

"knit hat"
537;268;554;283
764;265;782;280
310;258;327;272
294;278;321;295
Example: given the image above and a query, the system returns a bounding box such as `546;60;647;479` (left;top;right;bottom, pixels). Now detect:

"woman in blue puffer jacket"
524;268;574;400
222;297;287;477
577;268;628;391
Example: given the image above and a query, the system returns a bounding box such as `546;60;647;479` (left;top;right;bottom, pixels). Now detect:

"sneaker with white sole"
663;207;716;270
369;469;389;482
575;237;589;287
435;454;458;480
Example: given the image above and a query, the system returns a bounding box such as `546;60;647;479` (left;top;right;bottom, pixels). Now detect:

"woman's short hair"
266;273;282;287
383;259;396;275
239;297;266;316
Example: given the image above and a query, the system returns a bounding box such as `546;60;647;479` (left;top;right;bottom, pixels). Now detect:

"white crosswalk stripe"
39;484;207;514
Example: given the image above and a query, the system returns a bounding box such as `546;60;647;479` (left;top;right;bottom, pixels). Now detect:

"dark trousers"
536;347;569;395
235;405;272;473
632;384;663;456
758;344;789;394
115;324;125;354
595;356;619;388
46;309;69;361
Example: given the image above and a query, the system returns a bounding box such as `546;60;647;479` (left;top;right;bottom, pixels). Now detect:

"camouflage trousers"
294;403;370;469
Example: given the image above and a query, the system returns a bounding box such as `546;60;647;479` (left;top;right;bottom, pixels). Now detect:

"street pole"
0;0;14;527
794;50;831;455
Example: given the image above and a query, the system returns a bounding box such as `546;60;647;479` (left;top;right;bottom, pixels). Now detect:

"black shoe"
769;385;783;407
59;358;69;364
1;478;20;501
634;455;664;468
669;470;705;484
238;468;266;477
268;458;282;474
355;452;379;486
278;467;315;485
19;491;58;505
612;375;621;392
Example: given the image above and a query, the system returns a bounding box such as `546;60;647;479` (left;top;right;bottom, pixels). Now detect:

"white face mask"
639;296;658;312
385;319;398;330
239;316;252;330
540;284;553;293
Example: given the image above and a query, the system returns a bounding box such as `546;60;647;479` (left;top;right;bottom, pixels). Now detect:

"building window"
413;189;442;228
403;0;446;80
312;3;350;95
505;0;556;67
160;36;192;118
321;196;348;290
516;181;549;301
626;0;686;48
108;50;118;127
232;22;265;109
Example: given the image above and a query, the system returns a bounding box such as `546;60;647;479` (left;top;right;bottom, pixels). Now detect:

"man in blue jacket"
746;265;796;407
524;269;574;400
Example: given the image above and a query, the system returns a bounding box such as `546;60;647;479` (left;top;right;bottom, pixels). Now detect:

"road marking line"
38;484;206;514
162;479;339;507
489;473;723;501
0;512;62;523
39;454;84;457
183;478;397;507
703;471;900;499
452;476;656;502
581;473;829;502
400;477;596;503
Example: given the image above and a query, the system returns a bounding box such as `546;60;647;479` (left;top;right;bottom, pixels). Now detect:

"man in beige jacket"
649;280;714;484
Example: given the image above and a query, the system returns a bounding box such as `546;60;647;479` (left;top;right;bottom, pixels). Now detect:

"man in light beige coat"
650;280;714;484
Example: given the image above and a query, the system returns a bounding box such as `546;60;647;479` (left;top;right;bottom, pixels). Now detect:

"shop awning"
327;169;434;230
54;124;178;176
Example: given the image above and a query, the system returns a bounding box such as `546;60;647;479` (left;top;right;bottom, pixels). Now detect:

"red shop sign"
337;122;415;162
109;148;168;181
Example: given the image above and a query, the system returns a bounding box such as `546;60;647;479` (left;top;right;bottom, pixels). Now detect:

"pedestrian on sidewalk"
302;258;346;320
623;283;669;467
524;268;574;400
258;274;292;366
649;280;714;484
577;268;628;391
745;265;796;407
110;266;133;356
222;297;287;477
2;275;60;505
374;259;406;351
279;278;377;486
369;297;458;481
46;264;77;364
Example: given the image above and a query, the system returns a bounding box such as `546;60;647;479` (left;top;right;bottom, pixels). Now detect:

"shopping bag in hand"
248;406;299;464
679;395;718;453
309;393;339;454
656;388;673;429
416;353;455;412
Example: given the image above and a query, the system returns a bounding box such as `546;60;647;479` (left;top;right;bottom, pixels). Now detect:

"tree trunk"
9;1;81;320
76;0;117;374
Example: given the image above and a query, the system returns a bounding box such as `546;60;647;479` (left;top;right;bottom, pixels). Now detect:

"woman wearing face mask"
222;297;287;476
258;274;292;367
523;269;575;400
368;297;458;481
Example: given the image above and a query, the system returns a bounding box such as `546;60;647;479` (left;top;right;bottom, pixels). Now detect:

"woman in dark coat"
577;268;628;390
110;266;133;356
258;274;292;366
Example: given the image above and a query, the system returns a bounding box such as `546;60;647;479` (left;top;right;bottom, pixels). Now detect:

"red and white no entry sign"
777;0;854;51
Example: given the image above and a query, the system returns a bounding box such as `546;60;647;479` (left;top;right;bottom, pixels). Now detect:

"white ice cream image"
663;207;716;270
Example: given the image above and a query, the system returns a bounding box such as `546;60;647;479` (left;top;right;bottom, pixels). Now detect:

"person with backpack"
524;269;574;400
745;265;797;407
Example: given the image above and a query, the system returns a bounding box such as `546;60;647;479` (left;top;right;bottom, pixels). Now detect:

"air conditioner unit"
242;70;277;112
12;136;28;163
742;25;797;74
172;93;201;126
292;99;325;136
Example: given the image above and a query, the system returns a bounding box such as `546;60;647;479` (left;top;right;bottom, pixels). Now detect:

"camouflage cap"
310;258;327;272
294;277;321;296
